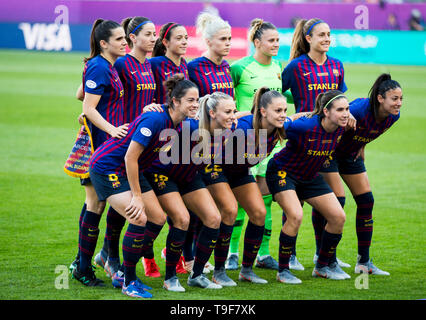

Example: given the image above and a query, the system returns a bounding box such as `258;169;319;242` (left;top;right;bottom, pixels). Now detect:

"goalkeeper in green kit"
226;19;304;271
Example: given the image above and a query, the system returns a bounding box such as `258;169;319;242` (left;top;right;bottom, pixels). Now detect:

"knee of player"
330;210;346;230
87;200;105;214
173;213;190;230
222;203;238;221
150;211;167;226
203;212;222;229
287;212;304;228
250;207;267;226
132;214;147;227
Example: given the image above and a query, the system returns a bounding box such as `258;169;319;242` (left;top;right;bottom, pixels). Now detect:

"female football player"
281;18;350;268
266;90;351;284
318;73;402;276
71;19;129;287
93;16;162;280
151;22;190;104
227;18;298;272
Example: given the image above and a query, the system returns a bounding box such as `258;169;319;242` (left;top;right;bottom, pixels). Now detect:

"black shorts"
80;177;91;185
200;164;256;189
144;171;206;196
320;154;366;175
265;160;333;201
89;168;152;201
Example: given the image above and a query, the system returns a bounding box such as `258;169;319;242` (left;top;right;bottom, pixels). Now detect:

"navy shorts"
320;154;366;175
89;168;152;201
80;177;91;185
265;160;333;201
144;171;206;196
200;164;256;189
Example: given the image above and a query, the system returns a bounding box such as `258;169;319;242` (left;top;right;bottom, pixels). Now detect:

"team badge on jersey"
86;80;97;89
277;73;281;80
140;127;152;137
333;69;339;76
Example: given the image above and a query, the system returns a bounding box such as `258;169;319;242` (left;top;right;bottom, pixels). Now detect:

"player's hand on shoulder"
143;103;163;113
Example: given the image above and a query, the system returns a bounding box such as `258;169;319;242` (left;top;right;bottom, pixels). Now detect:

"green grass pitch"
0;49;425;300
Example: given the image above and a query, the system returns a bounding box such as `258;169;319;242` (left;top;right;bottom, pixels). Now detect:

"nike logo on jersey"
131;71;137;75
205;72;212;76
308;138;317;142
165;71;172;75
303;72;312;76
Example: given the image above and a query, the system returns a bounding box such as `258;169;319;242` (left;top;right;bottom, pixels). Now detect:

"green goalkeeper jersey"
230;55;293;112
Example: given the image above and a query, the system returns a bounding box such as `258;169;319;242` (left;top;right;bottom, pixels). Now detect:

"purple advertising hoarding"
1;0;425;30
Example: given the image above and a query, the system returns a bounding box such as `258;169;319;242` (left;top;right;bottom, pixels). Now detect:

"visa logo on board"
19;23;72;51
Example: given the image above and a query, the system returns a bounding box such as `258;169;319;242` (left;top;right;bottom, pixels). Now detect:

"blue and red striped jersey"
273;115;344;181
223;115;278;173
336;98;400;158
188;56;234;98
90;105;175;177
150;56;189;104
145;118;204;182
114;54;156;123
82;54;124;149
282;54;347;113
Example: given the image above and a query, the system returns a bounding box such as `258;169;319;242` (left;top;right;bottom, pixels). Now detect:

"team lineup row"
66;12;403;298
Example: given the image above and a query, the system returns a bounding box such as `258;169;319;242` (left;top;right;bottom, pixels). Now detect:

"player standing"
151;22;189;104
282;18;350;268
94;16;162;279
226;18;298;272
318;74;402;275
183;12;234;273
70;19;128;287
188;12;234;98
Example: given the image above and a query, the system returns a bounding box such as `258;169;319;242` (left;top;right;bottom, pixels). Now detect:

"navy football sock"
241;222;264;268
214;222;234;270
316;230;342;268
104;206;126;259
354;192;374;263
165;227;186;280
278;231;297;272
192;225;220;277
282;211;298;256
79;210;102;272
140;221;163;259
122;224;145;286
330;196;346;264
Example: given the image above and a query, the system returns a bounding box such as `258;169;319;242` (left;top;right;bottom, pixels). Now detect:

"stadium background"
0;0;425;301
